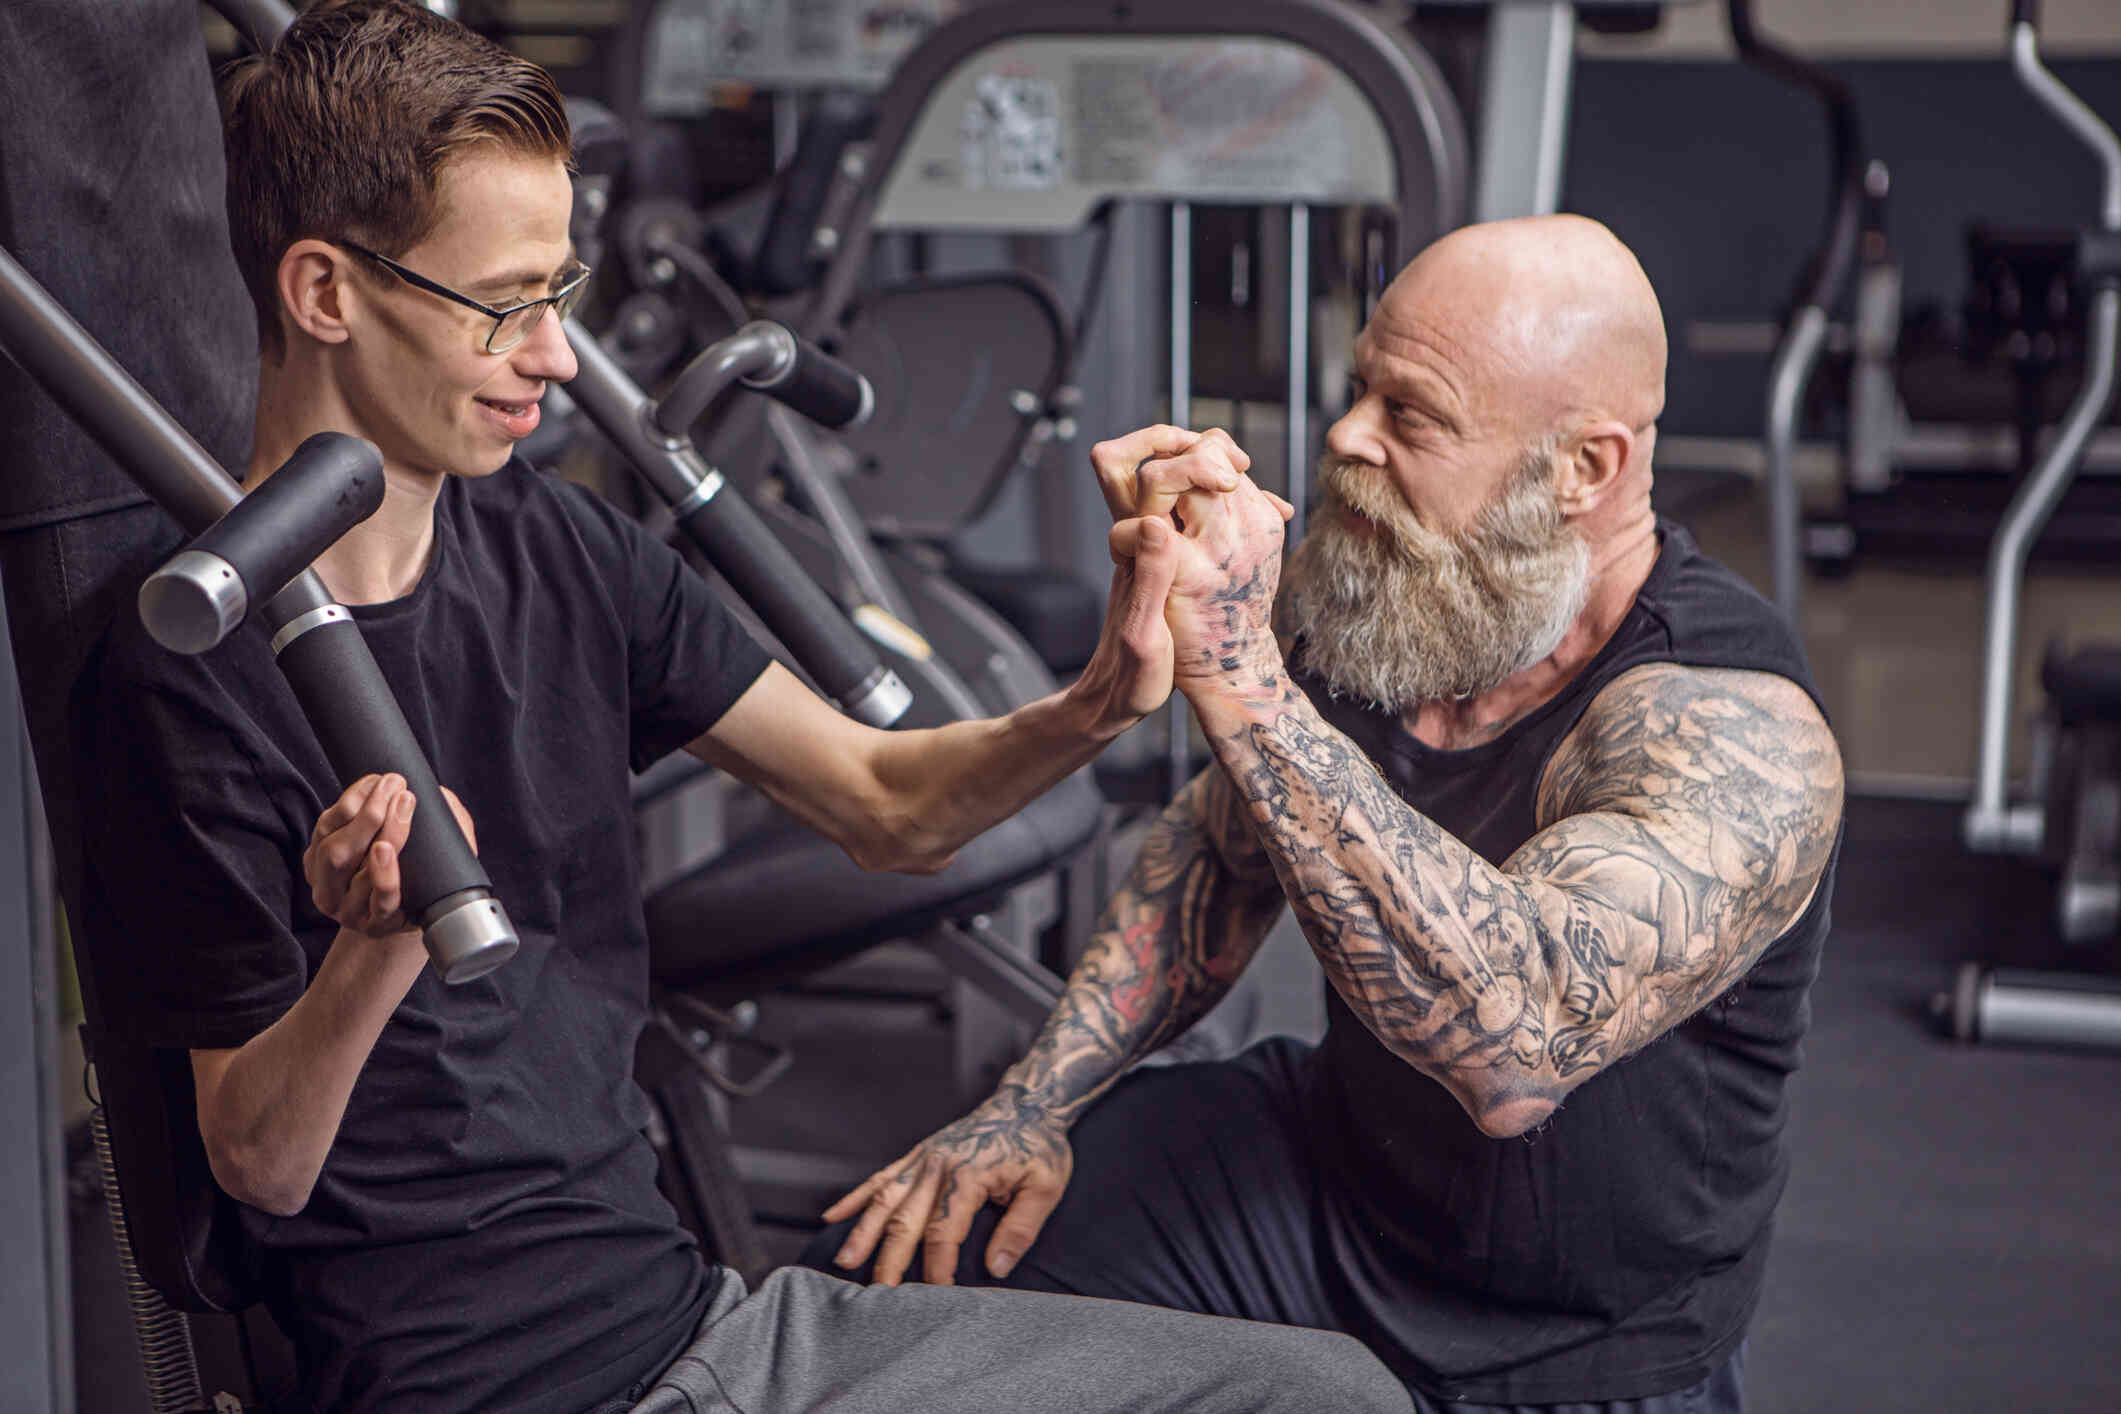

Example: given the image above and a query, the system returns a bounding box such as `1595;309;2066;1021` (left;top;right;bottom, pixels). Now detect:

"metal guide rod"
1287;203;1310;544
1473;0;1575;222
1168;202;1193;800
1764;306;1828;622
1969;284;2120;851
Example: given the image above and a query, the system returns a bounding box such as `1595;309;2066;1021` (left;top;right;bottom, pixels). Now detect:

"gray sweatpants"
621;1265;1416;1414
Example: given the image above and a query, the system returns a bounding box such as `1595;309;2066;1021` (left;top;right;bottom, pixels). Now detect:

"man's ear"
1556;419;1635;516
276;239;354;347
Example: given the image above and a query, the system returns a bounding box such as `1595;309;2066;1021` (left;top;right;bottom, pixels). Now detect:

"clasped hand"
304;772;478;943
1068;423;1292;728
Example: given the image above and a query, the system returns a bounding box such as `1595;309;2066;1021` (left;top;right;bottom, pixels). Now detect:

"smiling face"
333;148;579;482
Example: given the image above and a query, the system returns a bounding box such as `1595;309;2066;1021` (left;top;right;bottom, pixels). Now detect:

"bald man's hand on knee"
822;1085;1075;1288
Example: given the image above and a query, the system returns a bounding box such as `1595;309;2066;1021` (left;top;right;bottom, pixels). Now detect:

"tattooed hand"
1126;462;1290;701
1068;426;1295;730
821;1083;1074;1287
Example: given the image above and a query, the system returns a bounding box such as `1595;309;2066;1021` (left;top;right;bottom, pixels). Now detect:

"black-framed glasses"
339;240;592;354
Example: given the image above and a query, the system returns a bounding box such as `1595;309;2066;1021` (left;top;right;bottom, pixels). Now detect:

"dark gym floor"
66;472;2121;1412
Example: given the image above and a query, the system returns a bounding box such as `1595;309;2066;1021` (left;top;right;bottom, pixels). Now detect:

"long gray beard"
1278;449;1591;710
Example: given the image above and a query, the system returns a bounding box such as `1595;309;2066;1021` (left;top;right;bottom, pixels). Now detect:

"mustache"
1281;449;1589;707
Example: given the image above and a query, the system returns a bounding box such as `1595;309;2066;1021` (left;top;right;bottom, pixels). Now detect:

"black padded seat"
2044;642;2121;727
947;562;1104;676
644;769;1103;1000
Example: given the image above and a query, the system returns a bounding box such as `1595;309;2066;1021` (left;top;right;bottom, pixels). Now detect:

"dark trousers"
807;1037;1747;1414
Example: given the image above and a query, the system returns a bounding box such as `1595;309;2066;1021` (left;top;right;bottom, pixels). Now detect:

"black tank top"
1301;520;1838;1404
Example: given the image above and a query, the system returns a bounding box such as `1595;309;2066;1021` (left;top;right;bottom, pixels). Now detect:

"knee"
1233;1327;1415;1414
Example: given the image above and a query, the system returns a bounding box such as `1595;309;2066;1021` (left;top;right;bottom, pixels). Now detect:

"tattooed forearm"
1193;663;1841;1134
1003;770;1286;1125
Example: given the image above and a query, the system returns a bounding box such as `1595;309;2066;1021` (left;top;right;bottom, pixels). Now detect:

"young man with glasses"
73;2;1405;1411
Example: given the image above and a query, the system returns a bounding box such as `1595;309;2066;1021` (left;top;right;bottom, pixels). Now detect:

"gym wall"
1564;54;2121;440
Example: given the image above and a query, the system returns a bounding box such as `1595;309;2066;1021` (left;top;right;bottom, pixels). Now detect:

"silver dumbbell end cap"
138;550;249;655
424;893;520;984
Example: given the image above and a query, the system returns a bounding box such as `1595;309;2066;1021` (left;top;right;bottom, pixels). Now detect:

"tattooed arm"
1193;660;1842;1139
1141;467;1844;1138
822;765;1287;1286
818;423;1293;1288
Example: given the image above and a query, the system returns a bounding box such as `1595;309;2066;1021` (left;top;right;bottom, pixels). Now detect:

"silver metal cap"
138;550;248;655
843;667;913;728
423;893;519;984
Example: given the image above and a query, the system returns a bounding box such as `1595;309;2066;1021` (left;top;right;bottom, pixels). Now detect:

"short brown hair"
220;0;571;358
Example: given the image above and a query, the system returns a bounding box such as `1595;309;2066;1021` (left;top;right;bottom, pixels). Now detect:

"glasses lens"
488;305;536;354
485;268;590;354
555;273;589;323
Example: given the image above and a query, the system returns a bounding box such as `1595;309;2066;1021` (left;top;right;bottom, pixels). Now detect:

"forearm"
862;679;1130;869
1185;669;1580;1131
197;929;426;1215
1000;773;1285;1124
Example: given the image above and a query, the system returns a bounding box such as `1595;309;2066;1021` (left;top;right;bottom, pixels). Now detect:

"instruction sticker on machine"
879;37;1395;231
959;74;1063;190
640;0;971;108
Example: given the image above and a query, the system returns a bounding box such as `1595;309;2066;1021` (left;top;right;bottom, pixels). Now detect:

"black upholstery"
2044;641;2121;727
645;769;1103;1000
945;561;1104;677
1;0;263;1320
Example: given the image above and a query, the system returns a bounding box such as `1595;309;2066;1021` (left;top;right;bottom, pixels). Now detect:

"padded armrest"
645;770;1102;998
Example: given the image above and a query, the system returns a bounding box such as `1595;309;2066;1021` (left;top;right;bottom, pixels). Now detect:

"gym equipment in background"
1749;9;2121;579
630;0;1472;801
565;314;914;728
559;131;1109;1280
1728;0;1866;623
1943;0;2121;1054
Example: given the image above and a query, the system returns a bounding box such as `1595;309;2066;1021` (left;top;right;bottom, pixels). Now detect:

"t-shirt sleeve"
75;638;322;1052
550;480;772;771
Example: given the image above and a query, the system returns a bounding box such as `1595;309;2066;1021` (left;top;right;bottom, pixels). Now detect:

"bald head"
1373;215;1666;446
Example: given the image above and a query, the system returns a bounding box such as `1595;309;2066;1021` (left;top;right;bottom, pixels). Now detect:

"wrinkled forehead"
1354;263;1553;434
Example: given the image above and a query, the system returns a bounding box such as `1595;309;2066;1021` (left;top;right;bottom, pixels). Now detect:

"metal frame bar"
1472;0;1575;222
1965;19;2121;854
1167;203;1194;800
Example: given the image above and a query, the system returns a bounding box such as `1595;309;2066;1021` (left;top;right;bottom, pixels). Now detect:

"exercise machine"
1728;0;1866;624
1942;0;2121;1053
627;0;1470;801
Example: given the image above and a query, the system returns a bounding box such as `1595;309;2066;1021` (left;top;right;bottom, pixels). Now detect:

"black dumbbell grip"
743;327;874;431
268;596;495;933
185;431;382;607
677;479;885;707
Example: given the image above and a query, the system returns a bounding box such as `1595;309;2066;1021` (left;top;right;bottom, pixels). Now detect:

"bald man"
811;216;1844;1413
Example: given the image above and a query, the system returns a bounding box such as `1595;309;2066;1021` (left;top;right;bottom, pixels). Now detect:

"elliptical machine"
1943;0;2121;1052
1726;0;1867;626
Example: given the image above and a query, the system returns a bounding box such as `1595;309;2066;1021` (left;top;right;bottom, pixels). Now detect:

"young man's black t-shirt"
76;460;772;1412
